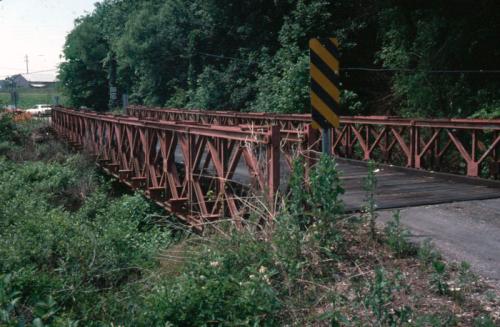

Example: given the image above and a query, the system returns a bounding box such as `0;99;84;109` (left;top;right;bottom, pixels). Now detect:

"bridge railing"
52;107;281;227
127;106;500;179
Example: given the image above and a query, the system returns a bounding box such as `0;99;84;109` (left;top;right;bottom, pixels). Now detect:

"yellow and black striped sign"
310;37;342;129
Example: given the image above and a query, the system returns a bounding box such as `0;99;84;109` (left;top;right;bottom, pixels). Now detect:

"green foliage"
59;0;500;117
0;153;171;324
0;274;21;325
417;238;441;267
287;157;307;223
0;89;65;109
430;261;449;295
412;313;458;327
308;155;345;219
307;155;345;255
377;3;500;118
474;315;496;327
137;155;347;325
59;13;110;110
384;211;414;257
0;115;42;160
0;114;16;142
364;268;411;325
2;109;494;325
142;234;280;326
252;47;310;113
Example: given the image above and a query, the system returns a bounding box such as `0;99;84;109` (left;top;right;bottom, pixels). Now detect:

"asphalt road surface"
378;198;500;286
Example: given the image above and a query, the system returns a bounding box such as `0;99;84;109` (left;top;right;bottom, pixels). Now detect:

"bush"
141;233;280;326
430;261;449;296
384;211;415;257
0;155;171;324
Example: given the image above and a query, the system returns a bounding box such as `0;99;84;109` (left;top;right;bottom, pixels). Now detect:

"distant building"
0;72;58;90
9;74;30;88
25;73;57;89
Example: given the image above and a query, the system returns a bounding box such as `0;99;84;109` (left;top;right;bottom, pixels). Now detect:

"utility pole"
25;54;29;74
108;53;118;110
7;77;18;109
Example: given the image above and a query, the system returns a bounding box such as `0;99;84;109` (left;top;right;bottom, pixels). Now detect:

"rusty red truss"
127;105;310;130
128;106;500;179
332;117;500;178
52;107;281;228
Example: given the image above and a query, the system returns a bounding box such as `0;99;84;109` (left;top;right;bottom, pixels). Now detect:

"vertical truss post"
267;125;280;213
469;130;479;177
409;121;416;168
493;131;499;178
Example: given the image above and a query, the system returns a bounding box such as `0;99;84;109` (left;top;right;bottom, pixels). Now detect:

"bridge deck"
338;160;500;212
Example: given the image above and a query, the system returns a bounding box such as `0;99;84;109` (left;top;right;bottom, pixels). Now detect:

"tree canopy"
59;0;500;118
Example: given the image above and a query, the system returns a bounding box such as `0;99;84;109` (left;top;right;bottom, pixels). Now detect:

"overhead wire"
3;51;500;80
0;68;58;80
194;51;500;74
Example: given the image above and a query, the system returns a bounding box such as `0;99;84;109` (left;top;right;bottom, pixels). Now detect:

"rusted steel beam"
52;107;281;229
126;106;500;179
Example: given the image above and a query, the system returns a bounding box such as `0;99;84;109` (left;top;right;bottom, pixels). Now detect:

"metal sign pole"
322;128;331;155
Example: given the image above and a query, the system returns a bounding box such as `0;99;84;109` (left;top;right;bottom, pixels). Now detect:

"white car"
26;104;52;116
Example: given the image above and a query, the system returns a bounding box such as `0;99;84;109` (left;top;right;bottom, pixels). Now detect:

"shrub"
307;155;345;256
0;155;171;324
140;233;280;326
363;268;411;325
417;239;441;267
430;261;449;295
384;211;415;257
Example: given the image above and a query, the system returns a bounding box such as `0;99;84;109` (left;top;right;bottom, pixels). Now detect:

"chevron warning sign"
309;37;341;129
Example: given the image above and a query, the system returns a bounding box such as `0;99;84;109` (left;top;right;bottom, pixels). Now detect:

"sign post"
309;37;341;155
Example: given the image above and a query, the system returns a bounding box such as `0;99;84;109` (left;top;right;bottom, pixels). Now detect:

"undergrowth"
0;114;497;325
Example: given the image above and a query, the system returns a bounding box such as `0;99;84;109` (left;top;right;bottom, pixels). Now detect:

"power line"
342;67;500;74
196;52;246;62
0;68;58;80
196;51;500;74
24;68;58;75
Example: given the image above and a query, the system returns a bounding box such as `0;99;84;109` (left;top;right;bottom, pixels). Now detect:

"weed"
364;267;411;325
363;160;378;240
384;210;415;257
474;314;496;327
458;261;477;288
307;155;345;256
0;274;21;325
317;293;351;326
448;261;479;302
431;261;449;295
418;238;440;267
413;313;459;326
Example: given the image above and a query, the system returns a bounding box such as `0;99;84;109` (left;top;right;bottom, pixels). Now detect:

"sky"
0;0;98;81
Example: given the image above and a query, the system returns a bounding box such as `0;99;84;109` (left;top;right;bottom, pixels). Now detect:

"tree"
59;14;110;110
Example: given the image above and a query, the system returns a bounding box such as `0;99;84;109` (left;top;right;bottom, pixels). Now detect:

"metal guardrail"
128;106;500;179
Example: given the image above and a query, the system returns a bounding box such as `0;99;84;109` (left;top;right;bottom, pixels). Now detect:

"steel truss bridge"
52;106;500;228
